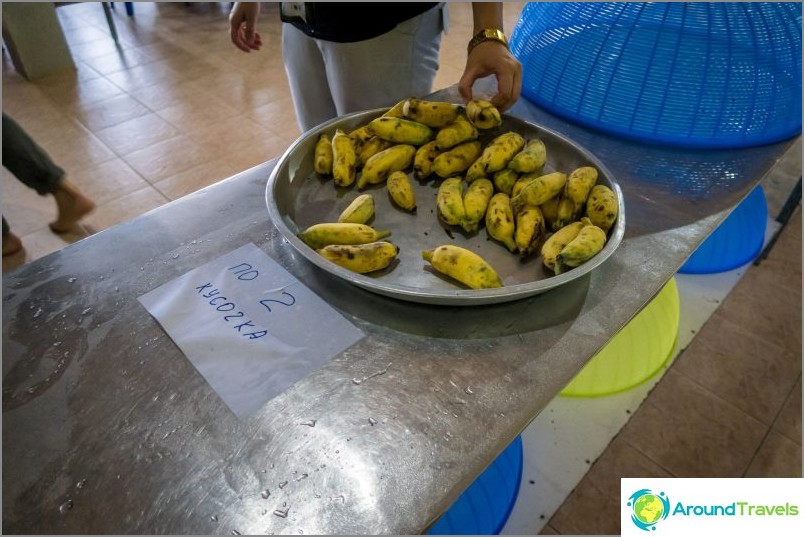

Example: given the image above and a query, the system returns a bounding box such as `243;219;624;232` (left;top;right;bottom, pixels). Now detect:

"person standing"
229;2;522;131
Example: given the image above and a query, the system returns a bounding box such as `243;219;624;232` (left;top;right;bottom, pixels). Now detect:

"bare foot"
2;231;24;257
49;178;96;234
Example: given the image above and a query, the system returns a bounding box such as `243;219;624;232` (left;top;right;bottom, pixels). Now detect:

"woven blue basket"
510;2;802;148
428;436;523;535
679;185;768;274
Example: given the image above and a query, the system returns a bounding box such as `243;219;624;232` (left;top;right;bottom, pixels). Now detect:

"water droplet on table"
76;479;87;489
273;508;289;518
368;417;377;426
210;515;218;522
278;481;288;489
261;489;271;499
299;419;316;427
59;499;73;513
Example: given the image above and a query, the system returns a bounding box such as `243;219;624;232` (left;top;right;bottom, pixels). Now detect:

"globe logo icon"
627;489;670;531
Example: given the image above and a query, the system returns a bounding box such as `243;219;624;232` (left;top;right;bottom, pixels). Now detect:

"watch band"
467;28;508;54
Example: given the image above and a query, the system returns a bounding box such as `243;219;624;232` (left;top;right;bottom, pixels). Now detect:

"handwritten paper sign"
138;243;364;419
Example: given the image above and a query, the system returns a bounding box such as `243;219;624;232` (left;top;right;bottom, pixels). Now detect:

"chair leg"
101;2;119;43
125;2;134;16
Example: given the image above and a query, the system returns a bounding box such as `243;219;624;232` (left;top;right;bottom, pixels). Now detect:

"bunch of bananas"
303;97;620;288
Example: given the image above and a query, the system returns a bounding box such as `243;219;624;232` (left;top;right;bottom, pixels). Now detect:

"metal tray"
265;109;625;306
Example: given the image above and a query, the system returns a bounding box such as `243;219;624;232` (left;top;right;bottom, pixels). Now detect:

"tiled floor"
2;3;801;535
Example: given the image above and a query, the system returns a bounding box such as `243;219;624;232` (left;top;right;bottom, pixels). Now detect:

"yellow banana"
485;192;517;252
383;99;408;118
387;171;417;212
511;172;567;214
540;195;561;231
436;177;466;227
508;138;547;174
558;166;599;226
358;136;393;168
466;99;502;129
298;222;391;249
555;195;576;229
466;131;525;182
433;140;483;178
348;125;374;153
585;184;619;234
540;219;588;273
338;193;375;224
317;241;399;274
358;144;416;189
462;178;494;233
512;174;538;199
368;117;433;145
413;140;441;181
435;115;479;150
493;168;519;196
332;129;357;187
515;205;546;257
403;98;460;128
556;224;607;274
422;245;503;289
314;133;333;175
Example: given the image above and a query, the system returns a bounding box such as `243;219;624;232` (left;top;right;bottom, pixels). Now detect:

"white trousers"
282;4;447;132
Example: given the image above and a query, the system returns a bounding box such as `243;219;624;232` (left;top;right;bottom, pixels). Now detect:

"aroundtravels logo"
627;489;671;531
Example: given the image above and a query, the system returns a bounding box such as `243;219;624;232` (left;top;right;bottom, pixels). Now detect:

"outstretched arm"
459;3;523;111
229;2;263;52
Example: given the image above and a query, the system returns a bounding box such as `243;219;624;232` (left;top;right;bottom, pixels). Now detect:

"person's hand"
229;2;263;53
459;41;522;111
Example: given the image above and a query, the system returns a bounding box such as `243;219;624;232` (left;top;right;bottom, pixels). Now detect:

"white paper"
138;243;364;419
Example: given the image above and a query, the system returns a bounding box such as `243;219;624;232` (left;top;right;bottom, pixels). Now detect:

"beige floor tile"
1;169;58;237
155;92;242;134
121;134;217;184
153;158;251;202
82;186;168;232
621;369;768;477
744;430;803;478
673;311;800;425
67;158;153;207
78;47;157;77
774;376;802;446
91;113;182;156
11;226;95;269
38;76;126;107
225;133;293;172
72;93;152;132
538;524;559;535
124;77;212;112
250;97;302;140
33;128;117;175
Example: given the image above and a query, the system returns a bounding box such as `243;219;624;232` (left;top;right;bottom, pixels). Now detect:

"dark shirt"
282;2;439;43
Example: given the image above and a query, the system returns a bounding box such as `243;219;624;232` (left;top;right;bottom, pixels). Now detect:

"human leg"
1;114;94;233
319;5;445;116
2;217;23;257
282;23;339;132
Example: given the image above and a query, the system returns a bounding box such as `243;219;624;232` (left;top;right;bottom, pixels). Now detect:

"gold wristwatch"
467;28;508;54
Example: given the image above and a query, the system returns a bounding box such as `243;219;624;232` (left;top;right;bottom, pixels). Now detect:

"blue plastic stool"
680;186;768;274
428;436;524;535
509;2;802;149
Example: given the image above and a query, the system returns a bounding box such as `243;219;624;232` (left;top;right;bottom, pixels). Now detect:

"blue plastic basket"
679;185;768;274
428;436;524;535
510;2;802;148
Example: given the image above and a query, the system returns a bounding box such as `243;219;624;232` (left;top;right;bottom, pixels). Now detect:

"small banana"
508;138;547;174
358;144;416;189
540;194;562;231
511;174;538;199
314;133;333;175
435;115;479;150
403;98;460;128
298;222;391;249
383;99;408;118
558;166;599;226
493;168;519;196
368;117;433;145
462;178;494;233
540;219;588;273
348;125;374;153
466;99;502;129
387;171;416;212
515;205;546;257
422;245;503;289
585;184;619;234
317;241;399;274
331;129;357;187
413;140;441;181
338;193;375;224
466;131;525;182
511;172;567;214
358;136;393;168
485;192;517;252
556;224;607;274
555;195;576;229
436;177;466;227
433;140;483;178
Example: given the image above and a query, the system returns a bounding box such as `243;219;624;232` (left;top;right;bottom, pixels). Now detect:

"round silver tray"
265;108;625;306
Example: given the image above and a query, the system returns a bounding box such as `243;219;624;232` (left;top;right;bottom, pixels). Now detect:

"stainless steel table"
2;89;796;535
